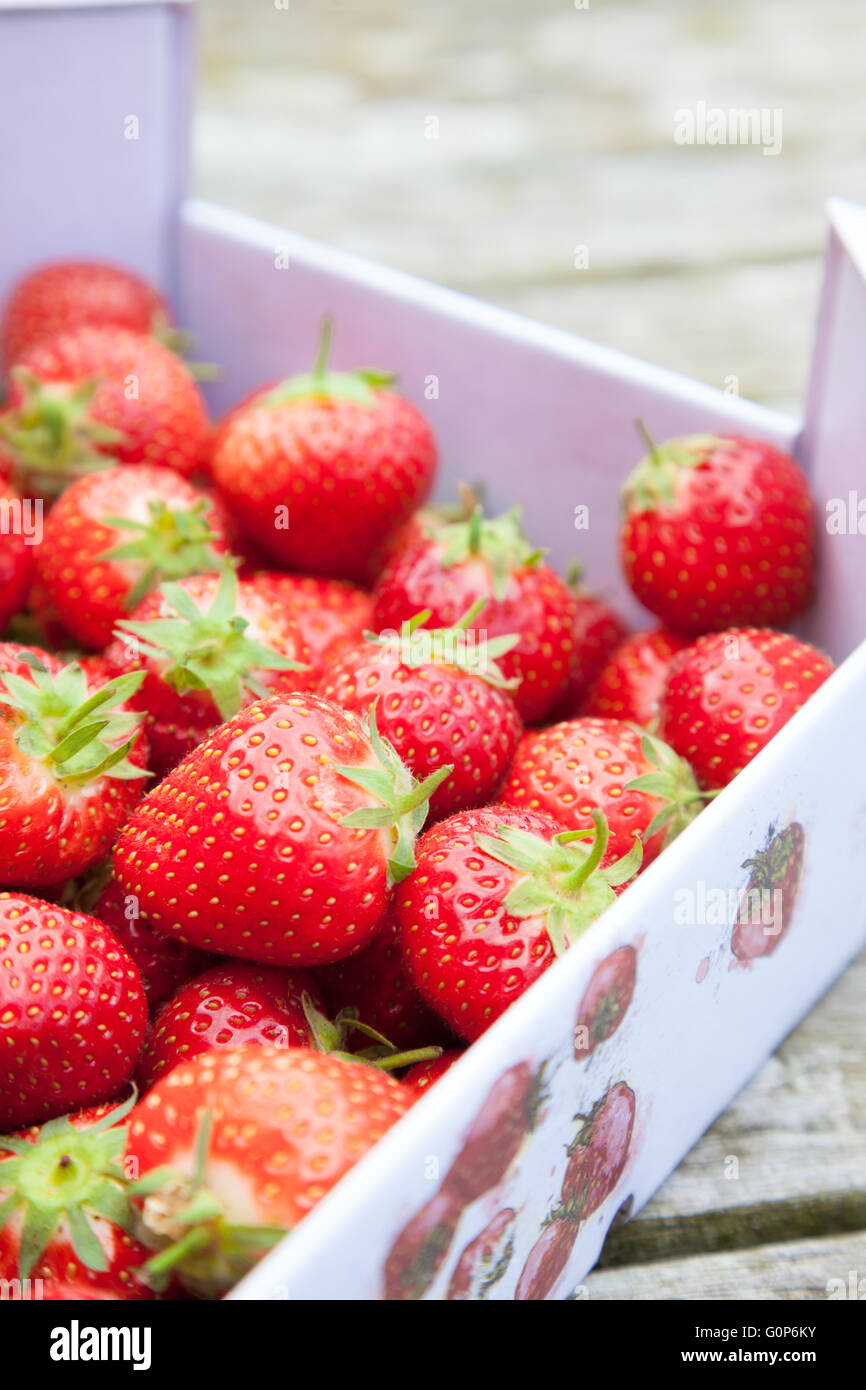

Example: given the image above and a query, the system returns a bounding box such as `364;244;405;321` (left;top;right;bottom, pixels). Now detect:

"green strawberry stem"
0;368;126;496
623;425;738;514
264;316;396;409
301;992;443;1072
365;600;521;690
0;1090;139;1280
0;655;147;785
432;505;545;601
115;570;307;721
99;498;230;612
623;727;718;845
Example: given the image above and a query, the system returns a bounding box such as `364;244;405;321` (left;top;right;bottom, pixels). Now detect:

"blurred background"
194;0;865;417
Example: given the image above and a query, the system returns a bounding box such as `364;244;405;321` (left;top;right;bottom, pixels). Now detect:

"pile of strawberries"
0;260;832;1300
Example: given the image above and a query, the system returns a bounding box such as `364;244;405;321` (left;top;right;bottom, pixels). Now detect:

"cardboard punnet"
2;0;864;1300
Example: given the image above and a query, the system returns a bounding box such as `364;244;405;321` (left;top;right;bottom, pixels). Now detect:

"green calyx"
0;654;146;785
115;569;307;721
264;315;395;409
0;367;125;496
336;701;453;886
623;727;717;846
0;1091;138;1280
130;1113;284;1298
302;993;443;1072
99;498;229;612
430;506;545;602
475;809;643;956
622;421;735;515
365;599;521;691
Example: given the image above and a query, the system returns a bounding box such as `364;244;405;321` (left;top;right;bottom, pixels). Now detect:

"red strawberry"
137;962;318;1091
620;428;815;634
107;570;309;776
317;605;523;819
34;464;232;650
0;894;146;1129
658;628;834;790
316;908;453;1052
0;1094;154;1298
398;806;640;1041
404;1049;464;1098
446;1207;517;1300
113;693;451;966
0;646;148;886
382;1188;463;1301
1;325;209;497
501;717;709;867
514;1220;580;1301
1;260;171;369
574;945;637;1058
557;1080;635;1219
0;483;37;632
371;504;579;725
581;627;690;727
731;822;805;961
259;573;373;682
211;320;436;583
126;1044;410;1297
547;580;628;719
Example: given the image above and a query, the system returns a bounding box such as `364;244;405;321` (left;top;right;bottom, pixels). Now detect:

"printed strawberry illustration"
446;1207;517;1300
619;427;815;633
0;893;147;1129
382;1188;463;1301
658;629;834;789
514;1219;580;1301
211;318;436;582
372;503;581;724
399;805;641;1040
574;945;638;1059
113;694;451;966
126;1045;411;1297
556;1080;636;1221
731;822;805;960
581;626;689;728
442;1061;547;1205
317;602;523;819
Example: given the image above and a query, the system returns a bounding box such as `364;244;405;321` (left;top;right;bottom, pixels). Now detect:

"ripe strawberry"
316;909;453;1052
0;1094;154;1298
547;579;628;719
658;628;834;790
371;504;579;724
446;1207;517;1300
514;1220;580;1301
0;483;36;632
211;319;436;583
581;627;690;727
317;605;523;819
574;945;637;1059
501;717;709;867
1;325;209;497
126;1044;411;1296
113;694;451;966
0;646;148;886
137;962;318;1091
620;428;815;634
404;1049;464;1098
259;573;373;682
398;806;640;1040
556;1080;636;1220
0;893;146;1128
731;821;805;961
1;260;171;369
34;464;232;649
107;570;309;776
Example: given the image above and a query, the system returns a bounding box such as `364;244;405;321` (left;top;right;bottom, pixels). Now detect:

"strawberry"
258;572;373;682
731;821;805;961
620;428;815;634
547;579;628;720
211;319;436;583
371;504;579;724
657;628;834;790
136;962;318;1091
501;717;710;867
125;1044;411;1297
397;806;641;1040
0;483;37;632
574;945;637;1059
445;1207;517;1300
107;570;309;776
514;1220;580;1301
317;604;523;819
580;627;690;728
316;908;453;1052
556;1080;635;1220
404;1049;464;1098
0;325;209;497
0;1093;154;1298
1;260;171;370
0;893;146;1128
34;464;232;649
0;646;148;886
113;694;451;966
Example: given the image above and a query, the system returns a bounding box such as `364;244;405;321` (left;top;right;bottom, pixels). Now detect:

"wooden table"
196;0;866;1298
